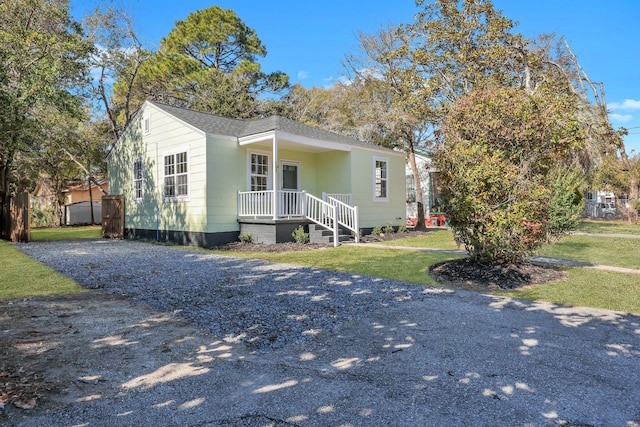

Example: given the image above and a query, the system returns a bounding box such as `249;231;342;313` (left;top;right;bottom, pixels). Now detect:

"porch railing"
278;190;304;218
305;193;339;246
323;192;351;206
326;196;359;243
237;190;358;246
238;190;273;218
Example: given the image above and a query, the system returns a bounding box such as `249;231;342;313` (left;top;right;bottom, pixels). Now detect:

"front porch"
237;190;358;246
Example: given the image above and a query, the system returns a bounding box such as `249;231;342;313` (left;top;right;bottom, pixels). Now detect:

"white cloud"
609;113;634;123
608;99;640;111
356;67;383;80
297;71;309;80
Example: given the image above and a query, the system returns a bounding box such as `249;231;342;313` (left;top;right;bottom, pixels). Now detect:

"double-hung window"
250;152;269;191
133;157;144;201
374;157;389;201
164;151;188;199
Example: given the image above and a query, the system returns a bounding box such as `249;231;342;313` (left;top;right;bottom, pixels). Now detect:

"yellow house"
107;101;405;247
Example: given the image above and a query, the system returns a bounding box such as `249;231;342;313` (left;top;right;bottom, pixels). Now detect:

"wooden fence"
1;192;30;242
101;195;124;238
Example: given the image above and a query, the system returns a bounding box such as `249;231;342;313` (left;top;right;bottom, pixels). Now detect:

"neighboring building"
585;190;617;219
405;149;445;227
31;178;108;226
106;101;406;247
62;180;108;225
62;179;108;205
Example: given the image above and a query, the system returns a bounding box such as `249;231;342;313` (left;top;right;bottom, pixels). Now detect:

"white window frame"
280;160;300;191
133;156;144;202
247;150;271;191
373;156;389;202
163;148;189;201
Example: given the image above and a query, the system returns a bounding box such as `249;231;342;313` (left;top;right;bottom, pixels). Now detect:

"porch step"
308;224;353;244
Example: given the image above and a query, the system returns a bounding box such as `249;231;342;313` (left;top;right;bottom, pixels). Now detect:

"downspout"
272;134;278;220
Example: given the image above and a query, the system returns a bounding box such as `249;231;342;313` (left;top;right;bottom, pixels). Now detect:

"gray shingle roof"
149;102;247;136
149;101;392;152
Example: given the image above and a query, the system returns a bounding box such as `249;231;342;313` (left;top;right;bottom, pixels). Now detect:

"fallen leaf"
13;397;37;410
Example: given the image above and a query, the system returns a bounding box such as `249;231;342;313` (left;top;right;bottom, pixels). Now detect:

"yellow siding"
349;149;406;228
108;103;212;233
204;136;245;232
316;151;351;194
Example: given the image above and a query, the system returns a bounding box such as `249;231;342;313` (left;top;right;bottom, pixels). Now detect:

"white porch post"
272;134;279;220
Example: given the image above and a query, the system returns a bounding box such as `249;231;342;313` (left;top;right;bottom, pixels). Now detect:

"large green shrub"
434;86;585;263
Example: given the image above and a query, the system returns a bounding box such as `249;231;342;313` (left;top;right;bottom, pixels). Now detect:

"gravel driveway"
18;239;434;354
13;239;640;426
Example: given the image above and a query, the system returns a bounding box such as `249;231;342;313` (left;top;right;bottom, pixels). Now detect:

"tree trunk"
618;144;639;222
0;161;7;240
0;152;14;240
407;145;427;231
88;176;95;225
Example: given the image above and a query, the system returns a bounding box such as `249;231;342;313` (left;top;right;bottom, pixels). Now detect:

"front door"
281;161;300;216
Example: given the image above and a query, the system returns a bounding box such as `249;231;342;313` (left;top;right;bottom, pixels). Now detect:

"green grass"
7;221;638;314
576;220;640;235
31;225;102;241
211;245;463;286
537;234;640;269
0;240;84;300
213;243;640;314
380;229;462;250
498;267;640;314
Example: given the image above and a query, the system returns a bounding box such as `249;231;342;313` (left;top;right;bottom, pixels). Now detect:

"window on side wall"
143;114;150;134
164;151;188;199
373;157;389;201
133;157;144;202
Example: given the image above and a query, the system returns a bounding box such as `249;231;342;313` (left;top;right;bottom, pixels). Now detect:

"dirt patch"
0;292;237;424
429;258;567;293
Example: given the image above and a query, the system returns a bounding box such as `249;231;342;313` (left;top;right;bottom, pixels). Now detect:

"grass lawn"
379;229;461;250
31;225;101;241
380;225;639;270
576;220;640;235
211;245;463;286
212;223;640;314
0;240;84;300
536;235;640;269
497;268;640;315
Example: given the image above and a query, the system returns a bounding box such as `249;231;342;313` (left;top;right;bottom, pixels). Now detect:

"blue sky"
72;0;640;153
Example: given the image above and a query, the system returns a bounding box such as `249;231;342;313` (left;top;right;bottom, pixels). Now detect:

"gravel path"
17;239;439;353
